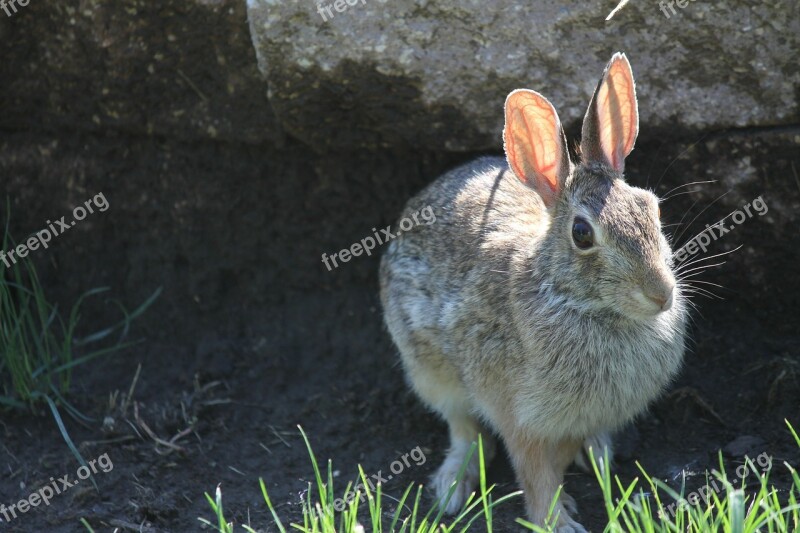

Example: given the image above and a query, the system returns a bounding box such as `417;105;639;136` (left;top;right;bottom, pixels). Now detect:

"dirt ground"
0;124;799;533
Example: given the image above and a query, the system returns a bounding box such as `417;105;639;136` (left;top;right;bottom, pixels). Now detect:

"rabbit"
379;53;687;532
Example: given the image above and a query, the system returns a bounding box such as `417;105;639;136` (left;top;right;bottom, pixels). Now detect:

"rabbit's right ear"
503;89;570;208
580;53;639;173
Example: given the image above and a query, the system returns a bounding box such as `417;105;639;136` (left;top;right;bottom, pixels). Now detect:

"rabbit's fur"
379;53;687;531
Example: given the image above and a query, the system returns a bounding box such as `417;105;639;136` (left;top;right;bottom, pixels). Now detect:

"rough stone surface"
247;0;800;150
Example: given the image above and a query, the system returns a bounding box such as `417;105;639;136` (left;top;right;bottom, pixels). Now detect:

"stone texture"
247;0;800;151
5;1;797;151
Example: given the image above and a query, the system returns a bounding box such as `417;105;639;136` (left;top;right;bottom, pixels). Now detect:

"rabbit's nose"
646;285;674;311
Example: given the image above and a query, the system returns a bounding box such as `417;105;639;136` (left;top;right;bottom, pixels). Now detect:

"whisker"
675;263;725;279
674;246;743;272
645;140;669;189
681;282;723;295
682;298;701;314
660;179;717;200
653;133;710;191
669;195;706;243
679;272;715;283
681;286;723;300
684;280;726;289
684;290;722;301
673;189;733;244
685;278;722;287
678;269;725;283
661;189;704;202
675;261;726;276
680;279;725;292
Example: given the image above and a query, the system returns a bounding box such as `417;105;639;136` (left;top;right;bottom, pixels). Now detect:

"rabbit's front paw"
555;515;589;533
574;432;612;474
431;455;479;515
560;490;578;515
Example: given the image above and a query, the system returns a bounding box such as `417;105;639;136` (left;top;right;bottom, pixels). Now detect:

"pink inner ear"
597;60;637;171
504;91;562;194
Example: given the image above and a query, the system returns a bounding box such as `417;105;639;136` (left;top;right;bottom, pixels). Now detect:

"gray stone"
247;0;800;151
723;435;767;458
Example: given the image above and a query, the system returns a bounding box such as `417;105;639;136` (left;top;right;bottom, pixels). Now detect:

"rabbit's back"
379;156;549;408
381;155;548;292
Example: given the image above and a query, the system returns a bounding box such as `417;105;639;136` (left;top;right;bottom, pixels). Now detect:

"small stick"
606;0;630;20
121;363;142;416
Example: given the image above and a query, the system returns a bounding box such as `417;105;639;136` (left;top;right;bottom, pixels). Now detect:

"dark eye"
572;217;594;249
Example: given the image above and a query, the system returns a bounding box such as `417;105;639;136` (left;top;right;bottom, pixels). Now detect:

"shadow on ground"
0;127;798;532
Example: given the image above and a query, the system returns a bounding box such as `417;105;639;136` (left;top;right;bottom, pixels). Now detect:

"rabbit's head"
503;53;678;322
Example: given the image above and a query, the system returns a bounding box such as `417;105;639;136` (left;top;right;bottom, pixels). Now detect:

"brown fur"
380;54;687;532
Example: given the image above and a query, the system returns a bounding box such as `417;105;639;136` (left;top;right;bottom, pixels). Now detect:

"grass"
198;427;521;532
0;209;160;475
586;419;800;533
198;422;800;532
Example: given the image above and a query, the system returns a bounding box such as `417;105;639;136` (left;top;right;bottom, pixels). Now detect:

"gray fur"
379;55;686;531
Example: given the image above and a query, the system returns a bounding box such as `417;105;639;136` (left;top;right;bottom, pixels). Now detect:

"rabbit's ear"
503;89;570;208
580;53;639;173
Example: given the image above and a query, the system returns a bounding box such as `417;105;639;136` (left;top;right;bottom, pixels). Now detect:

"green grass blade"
44;395;98;491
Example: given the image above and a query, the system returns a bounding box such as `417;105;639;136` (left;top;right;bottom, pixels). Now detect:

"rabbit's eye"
572;217;594;249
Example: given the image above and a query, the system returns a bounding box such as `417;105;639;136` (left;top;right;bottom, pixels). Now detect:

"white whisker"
653;133;710;191
673;189;733;244
684;280;726;289
676;261;726;276
674;246;742;271
681;287;722;300
660;180;717;200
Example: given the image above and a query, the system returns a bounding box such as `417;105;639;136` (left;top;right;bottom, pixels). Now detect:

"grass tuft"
200;427;521;532
581;422;800;533
200;422;800;532
0;207;160;475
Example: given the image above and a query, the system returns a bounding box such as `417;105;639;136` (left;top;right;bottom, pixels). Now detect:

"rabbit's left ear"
581;53;639;173
503;89;570;208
